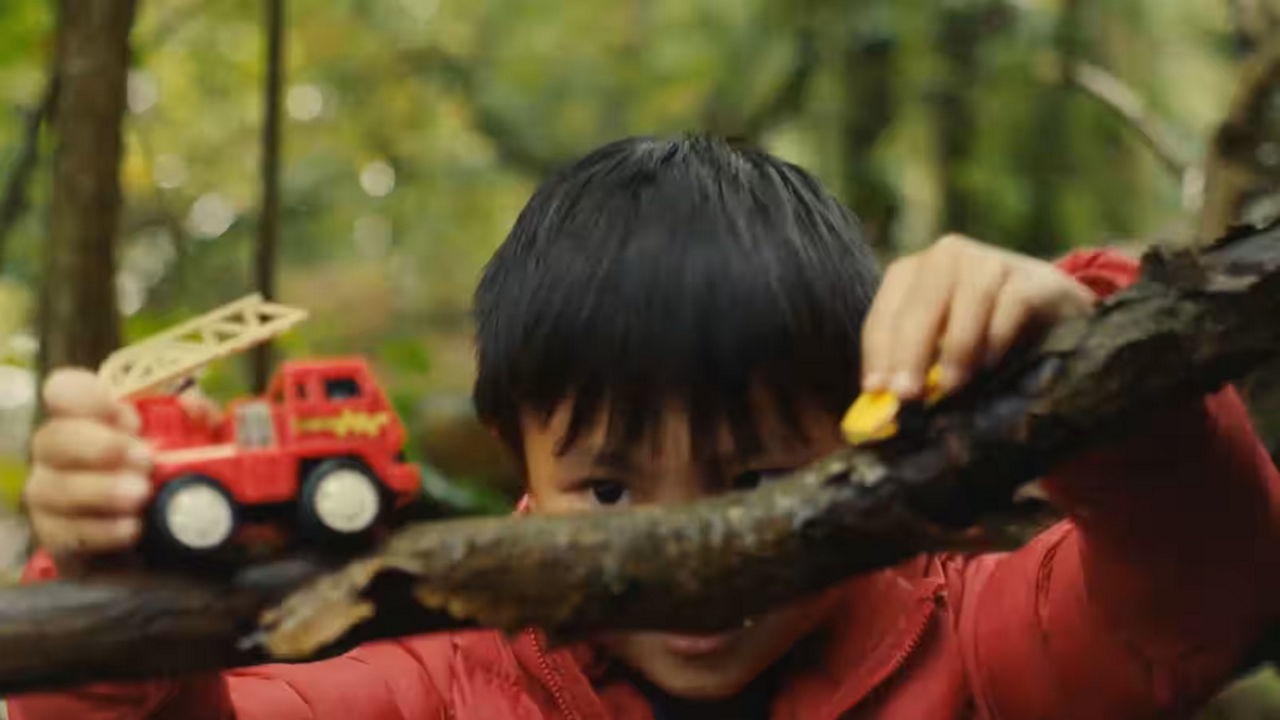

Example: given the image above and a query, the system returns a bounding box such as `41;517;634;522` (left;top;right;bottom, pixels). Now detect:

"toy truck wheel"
299;460;384;538
151;476;238;553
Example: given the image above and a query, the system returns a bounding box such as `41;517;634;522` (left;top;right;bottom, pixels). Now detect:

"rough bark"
250;0;285;392
3;222;1280;693
38;0;135;373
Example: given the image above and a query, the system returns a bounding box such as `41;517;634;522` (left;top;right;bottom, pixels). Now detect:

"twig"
1064;60;1194;180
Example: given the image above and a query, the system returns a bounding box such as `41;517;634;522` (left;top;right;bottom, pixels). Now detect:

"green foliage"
0;0;1257;487
376;338;431;378
0;0;1262;476
0;3;1277;710
0;455;24;510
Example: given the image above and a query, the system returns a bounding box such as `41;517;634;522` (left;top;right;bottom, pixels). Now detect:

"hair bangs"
474;135;880;460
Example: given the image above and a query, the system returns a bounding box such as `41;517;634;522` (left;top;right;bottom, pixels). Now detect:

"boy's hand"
25;370;220;572
26;369;153;571
861;234;1094;399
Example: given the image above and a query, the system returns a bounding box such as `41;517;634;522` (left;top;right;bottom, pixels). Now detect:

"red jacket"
10;250;1280;720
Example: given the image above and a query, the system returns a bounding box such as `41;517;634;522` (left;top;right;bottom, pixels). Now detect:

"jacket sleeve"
6;552;446;720
955;249;1280;719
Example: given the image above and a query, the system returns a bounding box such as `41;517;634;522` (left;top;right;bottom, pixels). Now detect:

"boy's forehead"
522;393;811;463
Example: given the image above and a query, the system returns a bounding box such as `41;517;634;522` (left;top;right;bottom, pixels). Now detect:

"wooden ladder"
99;294;309;399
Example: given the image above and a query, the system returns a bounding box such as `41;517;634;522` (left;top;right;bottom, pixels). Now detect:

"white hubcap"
313;468;380;533
164;482;234;550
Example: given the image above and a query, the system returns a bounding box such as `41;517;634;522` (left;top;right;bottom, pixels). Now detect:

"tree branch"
3;223;1280;692
1063;60;1194;180
0;71;57;270
1200;40;1280;242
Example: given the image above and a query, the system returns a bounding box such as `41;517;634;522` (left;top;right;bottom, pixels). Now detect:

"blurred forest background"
3;0;1280;716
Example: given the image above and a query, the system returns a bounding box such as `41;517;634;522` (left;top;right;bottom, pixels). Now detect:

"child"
11;136;1280;719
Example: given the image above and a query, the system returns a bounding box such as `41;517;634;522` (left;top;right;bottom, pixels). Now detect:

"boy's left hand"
861;234;1094;400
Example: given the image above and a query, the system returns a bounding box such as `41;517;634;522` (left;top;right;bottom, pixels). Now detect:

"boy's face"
520;390;844;700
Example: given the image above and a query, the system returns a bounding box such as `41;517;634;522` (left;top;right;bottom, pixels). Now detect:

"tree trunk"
1022;0;1083;255
840;32;897;255
933;5;984;236
250;0;285;392
38;0;136;374
2;222;1280;692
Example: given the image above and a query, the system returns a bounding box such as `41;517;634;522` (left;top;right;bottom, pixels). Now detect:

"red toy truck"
98;294;421;553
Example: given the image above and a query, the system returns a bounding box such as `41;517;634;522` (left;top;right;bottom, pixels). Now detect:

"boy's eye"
586;479;630;506
730;468;792;492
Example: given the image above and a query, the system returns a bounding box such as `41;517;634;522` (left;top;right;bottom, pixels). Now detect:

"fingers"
30;513;142;557
862;234;1097;403
31;417;151;473
938;255;1008;391
178;388;224;426
985;279;1036;368
861;256;918;391
864;235;970;399
24;466;152;516
885;265;957;397
890;240;988;397
30;366;154;568
43;367;139;433
986;269;1094;366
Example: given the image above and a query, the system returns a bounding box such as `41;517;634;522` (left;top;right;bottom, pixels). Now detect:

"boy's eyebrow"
560;443;637;472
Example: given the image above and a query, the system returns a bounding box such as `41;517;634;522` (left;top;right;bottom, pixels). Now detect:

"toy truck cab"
141;357;420;554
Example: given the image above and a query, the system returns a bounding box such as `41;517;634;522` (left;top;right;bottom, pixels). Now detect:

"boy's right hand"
25;369;154;571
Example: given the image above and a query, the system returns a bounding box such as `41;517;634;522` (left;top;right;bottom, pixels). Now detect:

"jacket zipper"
887;591;938;673
828;589;941;720
527;628;581;720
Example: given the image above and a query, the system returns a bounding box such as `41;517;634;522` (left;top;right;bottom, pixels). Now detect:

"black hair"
473;135;880;460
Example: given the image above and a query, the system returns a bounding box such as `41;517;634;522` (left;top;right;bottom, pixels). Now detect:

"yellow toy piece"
841;364;947;445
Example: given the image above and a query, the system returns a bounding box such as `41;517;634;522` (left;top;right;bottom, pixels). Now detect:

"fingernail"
125;442;152;470
862;372;886;391
115;517;142;542
938;364;966;392
118;404;142;434
890;371;919;398
117;474;152;503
